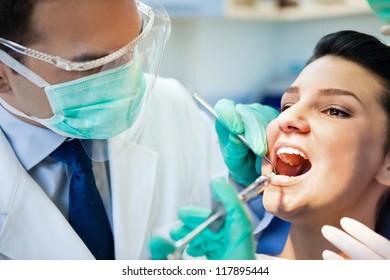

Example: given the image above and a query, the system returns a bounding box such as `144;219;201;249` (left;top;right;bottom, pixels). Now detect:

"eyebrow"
285;86;299;94
285;86;363;104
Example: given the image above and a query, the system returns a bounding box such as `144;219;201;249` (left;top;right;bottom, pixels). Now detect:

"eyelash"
280;103;292;112
280;103;351;118
322;107;350;118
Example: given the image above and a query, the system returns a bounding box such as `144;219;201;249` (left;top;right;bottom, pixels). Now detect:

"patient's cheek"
266;119;280;145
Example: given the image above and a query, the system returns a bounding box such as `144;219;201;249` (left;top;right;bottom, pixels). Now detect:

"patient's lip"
269;174;297;186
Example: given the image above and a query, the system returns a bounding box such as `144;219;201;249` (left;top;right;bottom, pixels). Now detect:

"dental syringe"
167;173;274;260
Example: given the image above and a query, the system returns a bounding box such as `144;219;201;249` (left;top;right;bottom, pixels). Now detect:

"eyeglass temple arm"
0;38;28;54
0;37;70;69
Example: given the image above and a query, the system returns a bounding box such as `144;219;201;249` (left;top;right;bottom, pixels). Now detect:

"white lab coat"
0;77;228;259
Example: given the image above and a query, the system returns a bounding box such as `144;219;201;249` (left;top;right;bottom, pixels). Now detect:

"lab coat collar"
108;136;158;259
0;130;94;259
0;128;160;259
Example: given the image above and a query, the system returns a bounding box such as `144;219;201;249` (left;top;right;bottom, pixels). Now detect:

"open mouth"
275;147;312;177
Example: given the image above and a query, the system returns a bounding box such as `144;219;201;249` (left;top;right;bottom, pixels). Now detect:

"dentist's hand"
367;0;390;35
321;217;390;260
170;179;256;260
214;99;278;186
149;236;175;260
368;0;390;22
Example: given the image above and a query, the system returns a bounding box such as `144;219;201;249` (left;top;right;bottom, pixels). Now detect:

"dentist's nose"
278;106;310;134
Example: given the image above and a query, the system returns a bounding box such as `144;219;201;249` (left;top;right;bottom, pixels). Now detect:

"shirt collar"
0;105;66;171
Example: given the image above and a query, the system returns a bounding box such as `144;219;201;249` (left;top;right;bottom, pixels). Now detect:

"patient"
159;30;390;260
259;30;390;259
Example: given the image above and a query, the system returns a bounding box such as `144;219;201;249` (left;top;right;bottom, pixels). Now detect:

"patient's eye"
323;107;350;118
281;103;293;112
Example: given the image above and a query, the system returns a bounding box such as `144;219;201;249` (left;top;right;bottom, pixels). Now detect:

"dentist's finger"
340;217;390;259
322;249;345;260
321;225;383;260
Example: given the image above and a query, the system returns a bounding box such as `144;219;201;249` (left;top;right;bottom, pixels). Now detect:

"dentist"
0;0;228;259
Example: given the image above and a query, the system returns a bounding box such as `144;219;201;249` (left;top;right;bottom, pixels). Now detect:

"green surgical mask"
0;50;146;139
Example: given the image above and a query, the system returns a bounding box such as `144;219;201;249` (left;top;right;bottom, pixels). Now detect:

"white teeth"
277;147;307;159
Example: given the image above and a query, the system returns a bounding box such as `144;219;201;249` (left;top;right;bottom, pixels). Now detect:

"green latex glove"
170;179;256;260
368;0;390;22
170;206;226;259
149;236;175;260
214;99;279;186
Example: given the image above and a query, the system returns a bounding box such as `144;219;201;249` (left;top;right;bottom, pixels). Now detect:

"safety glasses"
0;1;154;72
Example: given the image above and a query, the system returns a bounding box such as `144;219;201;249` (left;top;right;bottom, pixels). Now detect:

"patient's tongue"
277;153;311;177
279;153;302;166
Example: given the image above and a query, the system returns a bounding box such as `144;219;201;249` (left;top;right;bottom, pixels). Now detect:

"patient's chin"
263;190;305;221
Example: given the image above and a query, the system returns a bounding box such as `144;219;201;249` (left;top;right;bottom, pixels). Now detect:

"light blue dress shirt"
0;105;113;225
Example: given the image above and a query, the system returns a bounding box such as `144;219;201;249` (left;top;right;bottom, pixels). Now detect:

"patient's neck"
278;224;333;260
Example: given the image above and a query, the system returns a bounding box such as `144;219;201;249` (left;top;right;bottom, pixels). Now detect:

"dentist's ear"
375;153;390;186
0;62;12;94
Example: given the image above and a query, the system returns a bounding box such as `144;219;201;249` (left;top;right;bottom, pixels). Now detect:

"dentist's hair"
0;0;38;61
308;30;390;239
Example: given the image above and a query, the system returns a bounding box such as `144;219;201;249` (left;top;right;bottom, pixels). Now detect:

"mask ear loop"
0;50;63;124
0;50;50;87
0;97;64;126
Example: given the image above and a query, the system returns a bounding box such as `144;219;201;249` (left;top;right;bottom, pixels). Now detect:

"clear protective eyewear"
0;0;171;162
0;1;154;72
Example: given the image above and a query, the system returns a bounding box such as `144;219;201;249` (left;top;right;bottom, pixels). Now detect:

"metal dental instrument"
166;93;277;259
193;93;277;172
167;173;275;260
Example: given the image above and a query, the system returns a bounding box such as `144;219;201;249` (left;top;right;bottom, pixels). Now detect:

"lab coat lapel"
109;140;158;259
0;131;94;259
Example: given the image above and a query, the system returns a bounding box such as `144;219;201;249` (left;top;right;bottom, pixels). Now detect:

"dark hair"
0;0;39;60
308;30;390;239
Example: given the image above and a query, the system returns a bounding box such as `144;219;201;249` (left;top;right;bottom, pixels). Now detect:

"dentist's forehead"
31;0;141;50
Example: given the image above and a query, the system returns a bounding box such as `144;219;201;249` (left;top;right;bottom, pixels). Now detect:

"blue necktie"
248;195;290;255
237;182;290;255
51;139;115;259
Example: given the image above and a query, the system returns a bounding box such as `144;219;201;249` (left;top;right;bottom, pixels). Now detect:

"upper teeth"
277;147;307;159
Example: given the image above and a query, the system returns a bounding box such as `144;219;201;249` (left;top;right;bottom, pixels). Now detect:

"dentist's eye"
323;107;350;118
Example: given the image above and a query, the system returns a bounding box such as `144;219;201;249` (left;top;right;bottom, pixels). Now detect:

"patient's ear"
0;63;12;94
375;154;390;186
